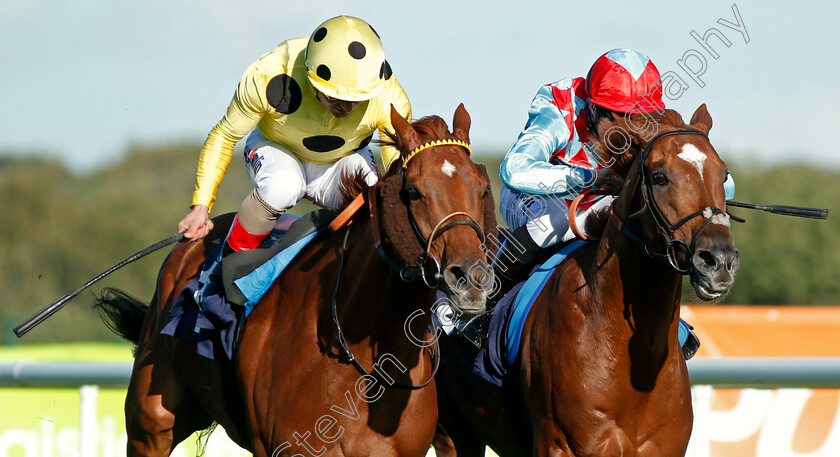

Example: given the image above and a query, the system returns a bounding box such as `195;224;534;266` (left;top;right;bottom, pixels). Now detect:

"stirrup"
678;319;700;360
455;311;493;349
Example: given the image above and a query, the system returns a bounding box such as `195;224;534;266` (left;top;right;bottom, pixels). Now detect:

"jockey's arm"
192;71;266;212
500;85;594;198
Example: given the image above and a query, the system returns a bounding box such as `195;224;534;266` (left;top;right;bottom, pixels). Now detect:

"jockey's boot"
221;214;271;258
491;225;543;299
678;318;701;360
196;214;270;304
448;226;542;348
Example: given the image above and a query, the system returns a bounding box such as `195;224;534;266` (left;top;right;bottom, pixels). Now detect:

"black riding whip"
13;232;185;338
726;200;829;219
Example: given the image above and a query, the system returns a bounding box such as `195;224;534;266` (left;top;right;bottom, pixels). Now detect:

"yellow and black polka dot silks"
192;37;410;210
305;16;387;102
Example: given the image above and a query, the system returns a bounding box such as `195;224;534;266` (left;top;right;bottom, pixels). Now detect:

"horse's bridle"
388;140;487;288
331;226;440;390
329;140;485;389
405;209;486;288
613;129;731;274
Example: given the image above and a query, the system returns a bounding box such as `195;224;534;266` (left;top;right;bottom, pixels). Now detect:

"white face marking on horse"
441;160;456;177
677;143;707;180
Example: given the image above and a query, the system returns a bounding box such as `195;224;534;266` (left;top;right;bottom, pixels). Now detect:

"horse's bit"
405;209;486;288
398;139;486;288
614;129;732;274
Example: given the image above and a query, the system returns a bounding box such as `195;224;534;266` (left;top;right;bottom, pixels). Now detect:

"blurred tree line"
1;143;837;344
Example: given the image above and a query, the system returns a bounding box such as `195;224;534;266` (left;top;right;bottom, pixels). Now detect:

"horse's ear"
476;163;499;253
690;104;713;134
390;104;421;154
452;103;471;143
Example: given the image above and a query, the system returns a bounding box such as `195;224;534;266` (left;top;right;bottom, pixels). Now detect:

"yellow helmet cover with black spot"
305;16;386;102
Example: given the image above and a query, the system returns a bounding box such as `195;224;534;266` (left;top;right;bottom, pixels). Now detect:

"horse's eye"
483;186;490;197
652;171;668;186
406;187;421;201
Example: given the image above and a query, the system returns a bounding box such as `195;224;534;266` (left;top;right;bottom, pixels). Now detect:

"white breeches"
499;186;616;247
243;130;379;211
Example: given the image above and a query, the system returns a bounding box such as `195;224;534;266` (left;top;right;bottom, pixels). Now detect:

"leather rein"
573;129;733;274
331;225;439;390
329;140;484;389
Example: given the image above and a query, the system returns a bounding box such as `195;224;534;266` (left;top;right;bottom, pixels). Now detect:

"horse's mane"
659;109;685;129
378;115;453;175
335;115;454;214
582;109;686;237
337;168;377;210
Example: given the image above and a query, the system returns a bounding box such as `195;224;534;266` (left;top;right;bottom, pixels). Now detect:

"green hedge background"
2;143;837;344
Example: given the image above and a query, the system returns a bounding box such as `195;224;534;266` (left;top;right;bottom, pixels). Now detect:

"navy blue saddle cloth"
452;240;588;387
161;209;335;360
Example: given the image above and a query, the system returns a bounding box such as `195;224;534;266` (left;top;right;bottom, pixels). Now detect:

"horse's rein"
330;226;440;390
326;140;485;389
398;139;486;288
569;187;613;241
610;129;732;274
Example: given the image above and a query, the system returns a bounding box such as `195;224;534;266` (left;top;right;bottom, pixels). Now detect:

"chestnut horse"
97;104;498;456
433;105;739;457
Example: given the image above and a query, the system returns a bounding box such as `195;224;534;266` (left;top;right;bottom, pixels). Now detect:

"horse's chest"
265;377;436;457
559;396;692;457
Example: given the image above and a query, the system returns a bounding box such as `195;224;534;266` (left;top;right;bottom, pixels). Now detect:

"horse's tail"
94;287;148;346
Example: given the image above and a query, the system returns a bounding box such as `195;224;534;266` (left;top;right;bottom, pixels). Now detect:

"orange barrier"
682;305;840;457
684;305;840;357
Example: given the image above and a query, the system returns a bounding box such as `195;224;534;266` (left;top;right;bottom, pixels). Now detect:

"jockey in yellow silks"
178;16;411;255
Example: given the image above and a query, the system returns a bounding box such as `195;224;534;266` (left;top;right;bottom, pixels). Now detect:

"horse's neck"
330;219;434;358
591;223;683;355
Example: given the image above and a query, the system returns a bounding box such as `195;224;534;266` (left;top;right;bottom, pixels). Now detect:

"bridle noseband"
395;139;486;288
405;210;486;288
614;129;730;274
329;138;486;390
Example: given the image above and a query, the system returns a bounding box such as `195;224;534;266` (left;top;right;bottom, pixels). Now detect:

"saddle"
455;237;701;361
161;209;339;360
221;208;337;306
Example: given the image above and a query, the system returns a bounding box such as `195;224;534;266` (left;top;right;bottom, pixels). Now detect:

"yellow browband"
401;139;472;170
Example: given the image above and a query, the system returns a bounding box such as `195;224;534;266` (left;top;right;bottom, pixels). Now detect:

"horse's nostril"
444;265;469;291
693;249;719;272
729;249;741;270
444;263;494;292
698;250;717;267
694;245;740;274
471;264;494;291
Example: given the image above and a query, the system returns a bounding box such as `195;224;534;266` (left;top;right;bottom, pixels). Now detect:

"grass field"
0;343;247;457
0;343;135;362
0;344;500;457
